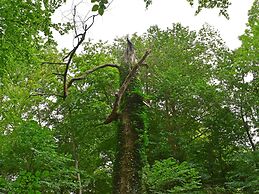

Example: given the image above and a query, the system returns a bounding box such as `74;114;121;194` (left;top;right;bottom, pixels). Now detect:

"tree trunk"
71;133;82;194
113;39;146;194
240;105;256;151
242;116;256;151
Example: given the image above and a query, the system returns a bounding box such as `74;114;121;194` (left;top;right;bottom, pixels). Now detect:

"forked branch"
67;63;120;89
104;49;151;124
63;14;97;98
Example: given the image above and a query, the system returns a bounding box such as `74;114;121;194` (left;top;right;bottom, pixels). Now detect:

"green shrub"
226;151;259;193
143;158;202;193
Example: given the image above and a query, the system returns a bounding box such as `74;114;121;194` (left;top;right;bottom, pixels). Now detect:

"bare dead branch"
75;33;83;39
38;2;114;100
62;15;98;61
60;1;115;99
104;49;151;124
73;6;78;37
63;14;97;98
84;14;97;31
67;63;119;89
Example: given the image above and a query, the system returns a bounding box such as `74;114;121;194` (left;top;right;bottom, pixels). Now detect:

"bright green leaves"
238;0;259;64
9;171;42;193
51;22;73;35
0;121;77;193
0;0;62;80
0;0;256;193
144;158;201;193
91;0;109;15
128;21;257;193
214;0;258;153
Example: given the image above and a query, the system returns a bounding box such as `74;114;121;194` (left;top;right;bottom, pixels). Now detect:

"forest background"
0;0;258;193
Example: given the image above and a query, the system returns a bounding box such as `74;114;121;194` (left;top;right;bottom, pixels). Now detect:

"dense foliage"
0;0;258;193
143;158;201;193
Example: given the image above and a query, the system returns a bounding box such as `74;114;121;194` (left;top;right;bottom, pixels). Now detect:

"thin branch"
61;1;115;99
75;33;83;39
67;64;119;89
73;6;78;37
240;103;256;151
41;62;66;65
143;101;151;108
63;14;97;98
187;128;210;145
35;4;113;100
62;49;74;61
84;14;97;31
104;49;151;124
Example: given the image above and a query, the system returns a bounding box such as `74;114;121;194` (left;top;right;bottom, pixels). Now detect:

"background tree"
1;0;257;193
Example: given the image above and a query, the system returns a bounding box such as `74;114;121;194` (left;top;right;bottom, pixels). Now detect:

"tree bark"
240;104;256;151
242;116;256;151
112;39;146;194
113;83;145;194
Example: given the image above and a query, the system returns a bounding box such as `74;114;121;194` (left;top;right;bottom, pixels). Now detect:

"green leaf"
98;7;104;15
92;4;99;11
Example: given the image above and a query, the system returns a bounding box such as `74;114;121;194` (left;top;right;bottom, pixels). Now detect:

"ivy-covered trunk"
112;40;146;194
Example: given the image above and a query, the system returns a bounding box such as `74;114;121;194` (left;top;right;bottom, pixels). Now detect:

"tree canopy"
0;0;258;193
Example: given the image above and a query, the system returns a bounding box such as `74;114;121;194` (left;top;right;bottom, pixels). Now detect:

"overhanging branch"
67;63;120;89
63;14;97;98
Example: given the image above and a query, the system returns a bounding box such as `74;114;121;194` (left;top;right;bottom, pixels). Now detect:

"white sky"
53;0;254;50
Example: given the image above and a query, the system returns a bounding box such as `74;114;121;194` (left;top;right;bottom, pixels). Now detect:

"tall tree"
60;38;150;193
1;0;256;193
112;38;149;193
216;0;258;151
